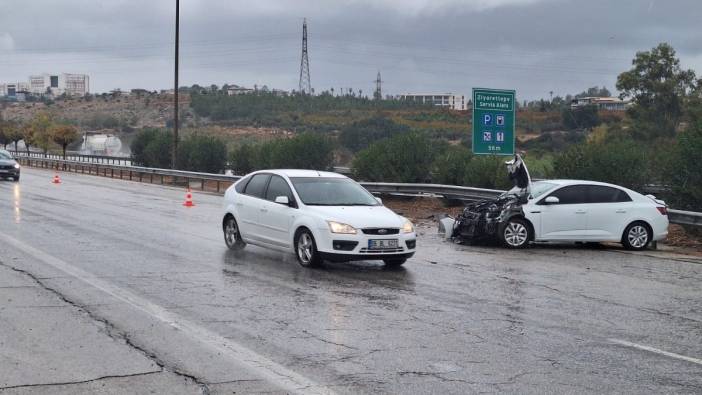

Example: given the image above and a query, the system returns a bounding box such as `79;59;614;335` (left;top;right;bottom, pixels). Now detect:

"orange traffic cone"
183;188;195;207
52;174;61;184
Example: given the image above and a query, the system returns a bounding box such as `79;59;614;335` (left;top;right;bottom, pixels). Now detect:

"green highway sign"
472;88;516;155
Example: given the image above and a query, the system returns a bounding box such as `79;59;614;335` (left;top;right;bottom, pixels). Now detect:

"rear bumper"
319;251;415;262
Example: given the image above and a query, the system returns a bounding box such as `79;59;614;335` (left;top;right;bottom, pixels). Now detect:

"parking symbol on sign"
483;114;492;125
483;131;492;142
496;114;505;126
496;132;505;143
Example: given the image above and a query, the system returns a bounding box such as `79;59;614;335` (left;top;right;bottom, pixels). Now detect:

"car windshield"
503;181;557;199
529;181;558;199
290;177;379;206
0;151;13;160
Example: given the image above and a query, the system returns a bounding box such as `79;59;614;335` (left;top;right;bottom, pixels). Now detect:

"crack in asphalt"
1;261;211;395
0;371;163;391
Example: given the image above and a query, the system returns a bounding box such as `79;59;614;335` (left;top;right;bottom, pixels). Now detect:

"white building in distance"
28;73;90;96
0;82;29;98
570;96;630;111
398;93;467;111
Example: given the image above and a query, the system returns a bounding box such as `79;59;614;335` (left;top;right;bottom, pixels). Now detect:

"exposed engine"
451;194;525;240
449;154;531;242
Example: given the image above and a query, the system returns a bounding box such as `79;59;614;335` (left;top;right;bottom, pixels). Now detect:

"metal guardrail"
668;210;702;227
15;152;353;174
16;156;240;193
16;151;132;165
360;182;503;201
14;155;702;228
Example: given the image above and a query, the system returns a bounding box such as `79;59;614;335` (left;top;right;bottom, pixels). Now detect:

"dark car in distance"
0;150;21;181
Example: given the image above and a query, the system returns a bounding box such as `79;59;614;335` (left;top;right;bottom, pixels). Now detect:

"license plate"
368;239;399;249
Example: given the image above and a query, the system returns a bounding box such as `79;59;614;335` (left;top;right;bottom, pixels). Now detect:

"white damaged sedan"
222;170;416;267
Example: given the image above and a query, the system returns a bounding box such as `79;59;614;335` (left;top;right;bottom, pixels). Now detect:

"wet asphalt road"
0;167;701;394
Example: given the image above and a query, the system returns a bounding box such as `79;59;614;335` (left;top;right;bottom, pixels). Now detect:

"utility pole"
172;0;180;169
298;18;311;95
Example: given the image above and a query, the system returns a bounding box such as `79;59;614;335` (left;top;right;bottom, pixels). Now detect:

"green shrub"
339;115;410;152
666;121;702;210
352;132;437;182
431;145;472;185
229;133;334;173
553;138;649;191
177;134;227;173
130;128;173;168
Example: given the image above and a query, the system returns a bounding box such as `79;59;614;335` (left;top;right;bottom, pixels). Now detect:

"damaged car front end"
448;154;534;248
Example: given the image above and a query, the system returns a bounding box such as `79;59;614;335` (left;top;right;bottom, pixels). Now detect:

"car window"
530;181;558;199
234;176;250;193
265;175;293;202
588;185;632;203
290;177;379;206
243;174;270;198
545;185;588;204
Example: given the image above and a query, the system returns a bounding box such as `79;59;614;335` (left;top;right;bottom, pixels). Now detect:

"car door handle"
260;208;268;213
575;210;587;214
616;209;627;213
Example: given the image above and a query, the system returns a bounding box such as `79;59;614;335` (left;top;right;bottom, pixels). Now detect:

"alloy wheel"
297;233;313;264
504;222;528;247
627;225;649;249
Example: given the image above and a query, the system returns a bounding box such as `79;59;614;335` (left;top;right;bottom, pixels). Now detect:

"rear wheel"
295;229;322;268
223;216;246;250
383;259;406;267
622;222;651;251
501;218;531;249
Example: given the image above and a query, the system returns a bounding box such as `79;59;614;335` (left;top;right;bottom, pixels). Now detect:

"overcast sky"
1;0;700;99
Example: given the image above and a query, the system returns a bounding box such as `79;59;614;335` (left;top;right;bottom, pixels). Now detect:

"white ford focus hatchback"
222;170;416;267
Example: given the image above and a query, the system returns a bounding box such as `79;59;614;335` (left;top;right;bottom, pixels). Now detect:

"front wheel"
622;222;651;251
223;216;246;250
295;229;322;268
500;218;532;249
12;175;19;182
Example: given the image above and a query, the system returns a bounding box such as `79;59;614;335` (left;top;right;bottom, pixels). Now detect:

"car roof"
251;169;347;179
540;179;627;189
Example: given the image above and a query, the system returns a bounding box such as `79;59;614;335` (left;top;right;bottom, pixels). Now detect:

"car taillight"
656;206;668;215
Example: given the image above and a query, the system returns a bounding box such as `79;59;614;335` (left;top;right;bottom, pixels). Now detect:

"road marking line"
609;339;702;366
0;232;333;395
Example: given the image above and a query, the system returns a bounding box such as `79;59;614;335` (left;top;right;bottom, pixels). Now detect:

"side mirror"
375;197;383;205
544;196;560;204
274;196;290;205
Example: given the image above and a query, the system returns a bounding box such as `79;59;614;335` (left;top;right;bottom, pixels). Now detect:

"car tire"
223;216;246;250
383;259;407;267
622;222;651;251
500;218;532;249
295;229;322;268
12;176;19;182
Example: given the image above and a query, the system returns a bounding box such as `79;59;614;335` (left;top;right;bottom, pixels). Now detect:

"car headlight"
327;221;357;234
14;163;20;169
402;219;414;234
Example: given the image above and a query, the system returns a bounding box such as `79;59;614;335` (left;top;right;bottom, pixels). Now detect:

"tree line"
0;112;80;158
